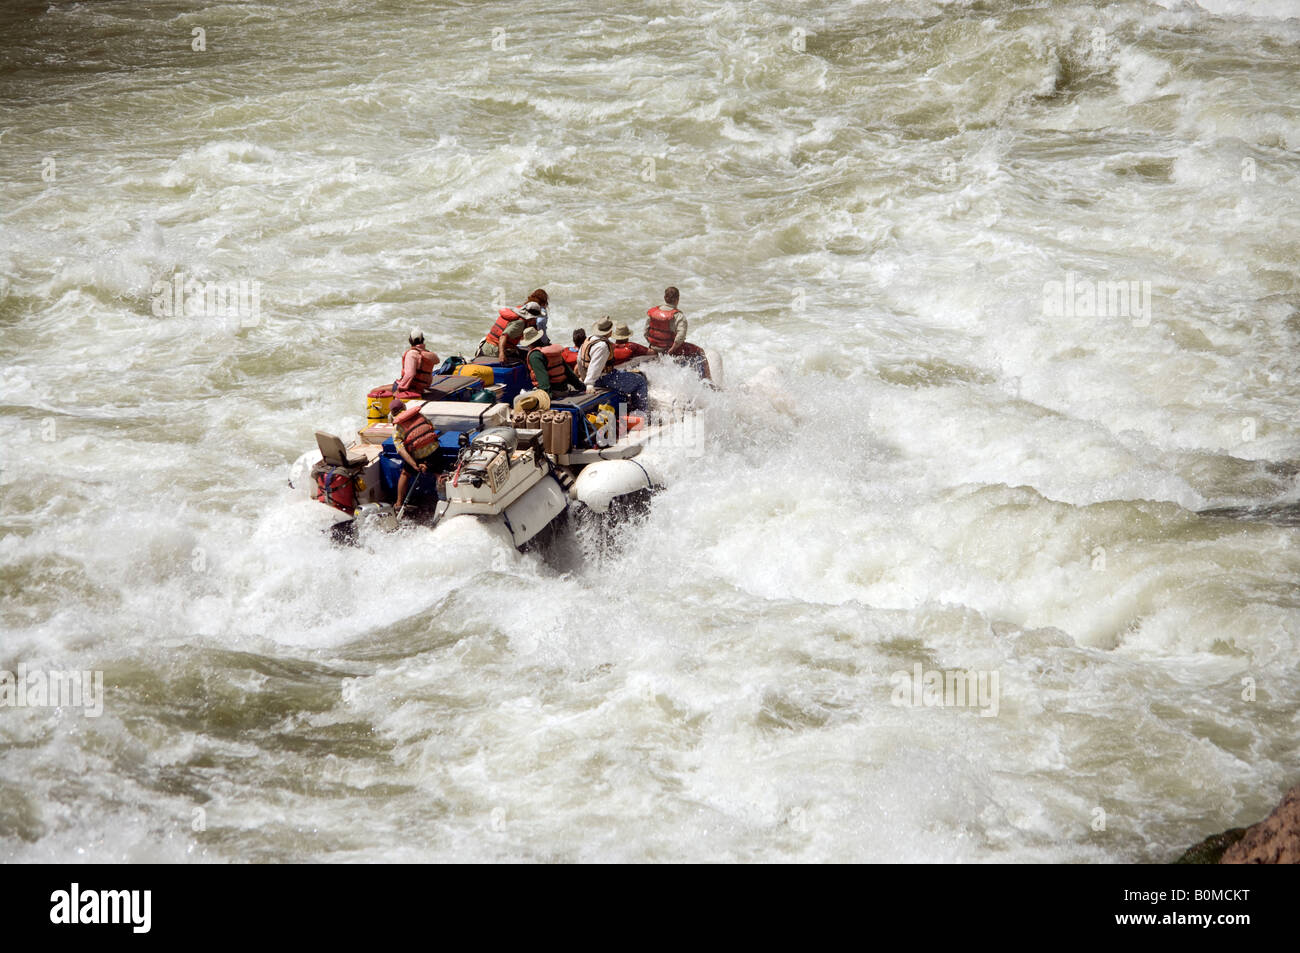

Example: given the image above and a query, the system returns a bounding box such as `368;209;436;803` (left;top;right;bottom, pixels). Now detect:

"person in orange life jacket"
394;328;438;397
645;286;687;354
645;285;711;380
478;287;549;356
578;317;649;412
478;300;543;361
389;399;440;514
613;323;652;361
521;326;582;398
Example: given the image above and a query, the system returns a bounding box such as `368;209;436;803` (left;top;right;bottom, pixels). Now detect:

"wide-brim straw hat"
519;327;544;348
593;316;614;336
513;389;552;412
613;323;632;342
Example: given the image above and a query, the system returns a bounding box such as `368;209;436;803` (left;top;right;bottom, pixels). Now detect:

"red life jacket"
646;306;679;350
529;344;568;387
314;466;356;514
485;307;535;347
564;343;634;364
400;346;437;393
393;405;440;456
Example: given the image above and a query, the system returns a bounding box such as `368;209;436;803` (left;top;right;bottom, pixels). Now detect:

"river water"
2;0;1298;862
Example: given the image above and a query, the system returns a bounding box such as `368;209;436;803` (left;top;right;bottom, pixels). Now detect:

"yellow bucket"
366;386;396;424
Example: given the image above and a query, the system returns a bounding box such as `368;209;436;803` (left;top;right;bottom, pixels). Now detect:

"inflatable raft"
289;349;721;548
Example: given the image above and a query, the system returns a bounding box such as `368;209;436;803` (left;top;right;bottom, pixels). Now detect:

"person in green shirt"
521;326;583;397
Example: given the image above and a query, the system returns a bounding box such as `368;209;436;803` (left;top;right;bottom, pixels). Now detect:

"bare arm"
396;350;417;389
394;436;426;471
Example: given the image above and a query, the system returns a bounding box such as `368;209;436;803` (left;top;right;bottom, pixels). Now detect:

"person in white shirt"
572;315;649;413
575;316;615;391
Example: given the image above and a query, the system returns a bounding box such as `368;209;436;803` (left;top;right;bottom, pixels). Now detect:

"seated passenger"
521;327;583;398
645;285;711;380
613;323;653;361
525;289;550;344
395;328;438;398
578;317;649;413
575;317;615;389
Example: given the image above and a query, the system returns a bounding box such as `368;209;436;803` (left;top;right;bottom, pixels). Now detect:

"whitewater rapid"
1;0;1298;862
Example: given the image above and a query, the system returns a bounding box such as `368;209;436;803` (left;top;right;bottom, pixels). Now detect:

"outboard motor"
471;427;518;453
456;428;515;489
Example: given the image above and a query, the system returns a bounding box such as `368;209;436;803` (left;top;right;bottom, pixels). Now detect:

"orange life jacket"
400;346;437;393
485;307;535;347
529;344;568;387
646;306;679;350
393;405;439;456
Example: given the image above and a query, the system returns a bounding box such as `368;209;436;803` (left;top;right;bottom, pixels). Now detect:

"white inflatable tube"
571;458;661;514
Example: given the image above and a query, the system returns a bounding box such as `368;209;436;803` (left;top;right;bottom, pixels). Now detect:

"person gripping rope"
389;399;441;515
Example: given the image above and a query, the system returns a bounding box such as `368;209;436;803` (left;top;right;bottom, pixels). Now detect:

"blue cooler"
550;388;619;450
471;358;532;404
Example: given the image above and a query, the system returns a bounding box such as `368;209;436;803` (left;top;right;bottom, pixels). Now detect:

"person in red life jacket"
613;323;652;362
521;326;582;398
645;286;711;380
394;328;438;397
478;300;543;361
389;399;441;515
558;327;587;369
645;286;686;354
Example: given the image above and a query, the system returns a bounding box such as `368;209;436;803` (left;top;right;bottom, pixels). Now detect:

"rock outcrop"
1220;783;1300;864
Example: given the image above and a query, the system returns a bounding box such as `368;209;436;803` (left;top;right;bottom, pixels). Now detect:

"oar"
396;467;427;518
